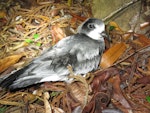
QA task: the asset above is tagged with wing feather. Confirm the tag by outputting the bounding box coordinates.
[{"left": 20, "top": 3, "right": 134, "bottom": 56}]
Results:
[{"left": 0, "top": 33, "right": 103, "bottom": 90}]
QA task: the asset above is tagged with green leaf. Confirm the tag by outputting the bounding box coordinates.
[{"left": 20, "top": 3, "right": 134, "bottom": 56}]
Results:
[
  {"left": 36, "top": 42, "right": 41, "bottom": 46},
  {"left": 50, "top": 91, "right": 60, "bottom": 98},
  {"left": 33, "top": 34, "right": 39, "bottom": 39},
  {"left": 109, "top": 26, "right": 115, "bottom": 31},
  {"left": 25, "top": 39, "right": 33, "bottom": 43},
  {"left": 0, "top": 106, "right": 7, "bottom": 113},
  {"left": 146, "top": 96, "right": 150, "bottom": 103}
]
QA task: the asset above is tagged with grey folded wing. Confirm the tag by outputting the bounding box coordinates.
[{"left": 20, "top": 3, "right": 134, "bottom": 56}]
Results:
[{"left": 0, "top": 34, "right": 102, "bottom": 90}]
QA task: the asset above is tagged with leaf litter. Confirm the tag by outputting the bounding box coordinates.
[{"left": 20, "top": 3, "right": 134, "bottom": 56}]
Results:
[{"left": 0, "top": 0, "right": 150, "bottom": 113}]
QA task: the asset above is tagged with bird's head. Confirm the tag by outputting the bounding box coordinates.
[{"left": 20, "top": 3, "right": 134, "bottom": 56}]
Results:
[{"left": 78, "top": 18, "right": 111, "bottom": 42}]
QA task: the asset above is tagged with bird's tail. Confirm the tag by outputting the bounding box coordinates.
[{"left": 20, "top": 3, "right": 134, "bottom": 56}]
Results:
[{"left": 0, "top": 64, "right": 31, "bottom": 90}]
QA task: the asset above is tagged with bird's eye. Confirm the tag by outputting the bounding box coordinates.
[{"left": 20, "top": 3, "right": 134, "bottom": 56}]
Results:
[{"left": 87, "top": 23, "right": 95, "bottom": 29}]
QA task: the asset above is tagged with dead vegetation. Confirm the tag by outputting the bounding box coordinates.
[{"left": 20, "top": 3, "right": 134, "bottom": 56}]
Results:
[{"left": 0, "top": 0, "right": 150, "bottom": 113}]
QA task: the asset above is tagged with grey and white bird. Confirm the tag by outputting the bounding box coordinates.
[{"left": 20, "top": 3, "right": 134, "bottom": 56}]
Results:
[{"left": 0, "top": 18, "right": 109, "bottom": 90}]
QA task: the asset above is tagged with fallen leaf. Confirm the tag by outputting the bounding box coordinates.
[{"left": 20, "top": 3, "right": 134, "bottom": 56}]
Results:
[
  {"left": 134, "top": 34, "right": 150, "bottom": 47},
  {"left": 92, "top": 67, "right": 119, "bottom": 93},
  {"left": 110, "top": 75, "right": 132, "bottom": 113},
  {"left": 82, "top": 91, "right": 110, "bottom": 113},
  {"left": 68, "top": 81, "right": 90, "bottom": 106},
  {"left": 83, "top": 68, "right": 119, "bottom": 113},
  {"left": 0, "top": 54, "right": 24, "bottom": 73},
  {"left": 51, "top": 24, "right": 66, "bottom": 45},
  {"left": 100, "top": 42, "right": 127, "bottom": 68},
  {"left": 137, "top": 76, "right": 150, "bottom": 84}
]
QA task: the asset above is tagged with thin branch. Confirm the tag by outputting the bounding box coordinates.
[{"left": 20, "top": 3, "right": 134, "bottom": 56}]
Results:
[{"left": 113, "top": 44, "right": 150, "bottom": 66}]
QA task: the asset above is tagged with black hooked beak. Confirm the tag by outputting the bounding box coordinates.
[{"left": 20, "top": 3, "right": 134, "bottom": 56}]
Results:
[{"left": 101, "top": 31, "right": 112, "bottom": 42}]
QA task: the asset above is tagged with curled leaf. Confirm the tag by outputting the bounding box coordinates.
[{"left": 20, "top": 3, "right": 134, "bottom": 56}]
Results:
[
  {"left": 82, "top": 92, "right": 111, "bottom": 113},
  {"left": 110, "top": 75, "right": 132, "bottom": 113},
  {"left": 92, "top": 67, "right": 119, "bottom": 93}
]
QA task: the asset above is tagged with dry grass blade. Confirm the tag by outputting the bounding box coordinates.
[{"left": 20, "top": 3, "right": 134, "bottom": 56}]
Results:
[{"left": 0, "top": 100, "right": 24, "bottom": 106}]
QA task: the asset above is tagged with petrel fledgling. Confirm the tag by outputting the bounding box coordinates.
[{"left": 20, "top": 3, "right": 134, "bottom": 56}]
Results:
[{"left": 0, "top": 18, "right": 109, "bottom": 90}]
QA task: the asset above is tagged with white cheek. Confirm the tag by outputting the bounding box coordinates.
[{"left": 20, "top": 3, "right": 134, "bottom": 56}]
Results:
[
  {"left": 87, "top": 29, "right": 104, "bottom": 41},
  {"left": 98, "top": 24, "right": 105, "bottom": 33},
  {"left": 86, "top": 24, "right": 105, "bottom": 41}
]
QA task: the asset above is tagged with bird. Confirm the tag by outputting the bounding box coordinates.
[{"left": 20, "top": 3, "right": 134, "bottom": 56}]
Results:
[{"left": 0, "top": 18, "right": 109, "bottom": 91}]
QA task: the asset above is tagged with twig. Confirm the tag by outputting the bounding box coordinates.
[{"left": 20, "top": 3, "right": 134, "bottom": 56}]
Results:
[{"left": 113, "top": 44, "right": 150, "bottom": 66}]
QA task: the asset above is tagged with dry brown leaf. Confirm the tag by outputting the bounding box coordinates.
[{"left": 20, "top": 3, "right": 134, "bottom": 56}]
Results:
[
  {"left": 110, "top": 75, "right": 132, "bottom": 113},
  {"left": 135, "top": 34, "right": 150, "bottom": 47},
  {"left": 83, "top": 68, "right": 119, "bottom": 113},
  {"left": 82, "top": 91, "right": 110, "bottom": 113},
  {"left": 137, "top": 76, "right": 150, "bottom": 84},
  {"left": 100, "top": 42, "right": 127, "bottom": 68},
  {"left": 69, "top": 74, "right": 89, "bottom": 107},
  {"left": 132, "top": 39, "right": 144, "bottom": 47},
  {"left": 51, "top": 24, "right": 66, "bottom": 45},
  {"left": 69, "top": 81, "right": 91, "bottom": 106},
  {"left": 0, "top": 54, "right": 24, "bottom": 73}
]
